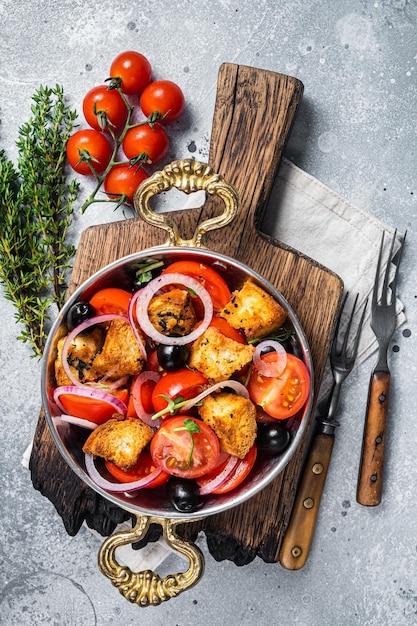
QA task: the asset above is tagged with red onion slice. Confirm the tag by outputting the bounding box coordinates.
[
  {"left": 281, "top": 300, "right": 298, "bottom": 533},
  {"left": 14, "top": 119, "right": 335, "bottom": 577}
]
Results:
[
  {"left": 85, "top": 453, "right": 163, "bottom": 493},
  {"left": 60, "top": 414, "right": 98, "bottom": 430},
  {"left": 253, "top": 340, "right": 287, "bottom": 378},
  {"left": 131, "top": 370, "right": 161, "bottom": 428},
  {"left": 179, "top": 379, "right": 250, "bottom": 414},
  {"left": 61, "top": 313, "right": 127, "bottom": 387},
  {"left": 135, "top": 273, "right": 213, "bottom": 345},
  {"left": 127, "top": 290, "right": 148, "bottom": 360},
  {"left": 53, "top": 385, "right": 127, "bottom": 417},
  {"left": 197, "top": 454, "right": 240, "bottom": 495}
]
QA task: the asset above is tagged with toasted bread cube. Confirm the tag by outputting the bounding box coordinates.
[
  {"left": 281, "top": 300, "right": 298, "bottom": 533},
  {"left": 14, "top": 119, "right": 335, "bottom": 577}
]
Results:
[
  {"left": 82, "top": 417, "right": 154, "bottom": 471},
  {"left": 55, "top": 328, "right": 104, "bottom": 386},
  {"left": 89, "top": 318, "right": 145, "bottom": 380},
  {"left": 148, "top": 287, "right": 197, "bottom": 337},
  {"left": 188, "top": 326, "right": 255, "bottom": 382},
  {"left": 198, "top": 392, "right": 257, "bottom": 459},
  {"left": 219, "top": 279, "right": 287, "bottom": 339}
]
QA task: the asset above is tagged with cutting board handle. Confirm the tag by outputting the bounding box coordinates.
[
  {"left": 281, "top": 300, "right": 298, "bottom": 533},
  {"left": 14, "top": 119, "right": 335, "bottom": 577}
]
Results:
[
  {"left": 198, "top": 62, "right": 304, "bottom": 253},
  {"left": 133, "top": 158, "right": 239, "bottom": 247}
]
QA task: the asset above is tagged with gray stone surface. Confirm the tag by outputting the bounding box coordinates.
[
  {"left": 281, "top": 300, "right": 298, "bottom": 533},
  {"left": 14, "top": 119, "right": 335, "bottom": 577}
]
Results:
[{"left": 0, "top": 1, "right": 416, "bottom": 624}]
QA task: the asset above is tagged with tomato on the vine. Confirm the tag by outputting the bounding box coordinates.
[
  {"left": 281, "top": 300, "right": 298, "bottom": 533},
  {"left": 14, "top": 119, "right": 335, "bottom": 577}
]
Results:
[
  {"left": 150, "top": 416, "right": 220, "bottom": 478},
  {"left": 151, "top": 369, "right": 208, "bottom": 413},
  {"left": 140, "top": 80, "right": 185, "bottom": 123},
  {"left": 83, "top": 84, "right": 128, "bottom": 132},
  {"left": 123, "top": 123, "right": 169, "bottom": 163},
  {"left": 248, "top": 352, "right": 310, "bottom": 420},
  {"left": 109, "top": 51, "right": 152, "bottom": 95},
  {"left": 162, "top": 261, "right": 231, "bottom": 311},
  {"left": 103, "top": 163, "right": 148, "bottom": 204},
  {"left": 66, "top": 129, "right": 112, "bottom": 176},
  {"left": 105, "top": 451, "right": 169, "bottom": 488},
  {"left": 89, "top": 287, "right": 132, "bottom": 316}
]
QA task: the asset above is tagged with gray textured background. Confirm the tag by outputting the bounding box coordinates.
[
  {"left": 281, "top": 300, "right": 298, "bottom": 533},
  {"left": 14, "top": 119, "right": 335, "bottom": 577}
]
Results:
[{"left": 0, "top": 1, "right": 416, "bottom": 624}]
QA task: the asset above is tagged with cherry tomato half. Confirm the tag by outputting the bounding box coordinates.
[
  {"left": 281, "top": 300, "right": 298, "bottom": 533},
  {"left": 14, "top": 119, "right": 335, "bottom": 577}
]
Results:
[
  {"left": 89, "top": 288, "right": 132, "bottom": 316},
  {"left": 103, "top": 163, "right": 148, "bottom": 205},
  {"left": 105, "top": 451, "right": 169, "bottom": 488},
  {"left": 122, "top": 123, "right": 169, "bottom": 164},
  {"left": 196, "top": 445, "right": 257, "bottom": 494},
  {"left": 140, "top": 80, "right": 185, "bottom": 123},
  {"left": 66, "top": 129, "right": 112, "bottom": 176},
  {"left": 248, "top": 352, "right": 310, "bottom": 420},
  {"left": 151, "top": 369, "right": 208, "bottom": 413},
  {"left": 109, "top": 51, "right": 152, "bottom": 95},
  {"left": 209, "top": 316, "right": 246, "bottom": 344},
  {"left": 83, "top": 84, "right": 128, "bottom": 132},
  {"left": 162, "top": 261, "right": 231, "bottom": 311},
  {"left": 58, "top": 388, "right": 128, "bottom": 425},
  {"left": 150, "top": 415, "right": 220, "bottom": 478}
]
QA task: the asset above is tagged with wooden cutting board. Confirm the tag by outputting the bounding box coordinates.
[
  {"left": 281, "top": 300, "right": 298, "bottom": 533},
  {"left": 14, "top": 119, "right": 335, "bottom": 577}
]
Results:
[{"left": 30, "top": 63, "right": 343, "bottom": 564}]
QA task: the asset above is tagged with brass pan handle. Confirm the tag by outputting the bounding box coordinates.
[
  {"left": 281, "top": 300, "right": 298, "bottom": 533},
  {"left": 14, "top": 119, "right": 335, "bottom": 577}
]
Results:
[
  {"left": 133, "top": 158, "right": 239, "bottom": 247},
  {"left": 98, "top": 514, "right": 204, "bottom": 606}
]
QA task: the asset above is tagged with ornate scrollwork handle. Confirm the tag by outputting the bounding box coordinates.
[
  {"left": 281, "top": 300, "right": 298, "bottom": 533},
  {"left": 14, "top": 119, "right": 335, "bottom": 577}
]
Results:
[
  {"left": 133, "top": 158, "right": 239, "bottom": 247},
  {"left": 98, "top": 514, "right": 205, "bottom": 606}
]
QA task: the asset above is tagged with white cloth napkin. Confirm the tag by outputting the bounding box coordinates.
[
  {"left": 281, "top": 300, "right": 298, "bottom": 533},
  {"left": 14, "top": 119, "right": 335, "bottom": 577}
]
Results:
[{"left": 262, "top": 158, "right": 405, "bottom": 384}]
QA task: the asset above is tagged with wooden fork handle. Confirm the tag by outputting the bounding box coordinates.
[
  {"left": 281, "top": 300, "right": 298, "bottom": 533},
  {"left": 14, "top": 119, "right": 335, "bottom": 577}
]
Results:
[
  {"left": 356, "top": 370, "right": 390, "bottom": 506},
  {"left": 279, "top": 432, "right": 334, "bottom": 570}
]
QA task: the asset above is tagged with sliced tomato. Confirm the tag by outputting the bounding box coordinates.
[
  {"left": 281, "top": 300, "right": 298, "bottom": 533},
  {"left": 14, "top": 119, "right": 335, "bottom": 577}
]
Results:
[
  {"left": 209, "top": 316, "right": 246, "bottom": 343},
  {"left": 58, "top": 388, "right": 128, "bottom": 425},
  {"left": 248, "top": 352, "right": 310, "bottom": 420},
  {"left": 127, "top": 376, "right": 155, "bottom": 417},
  {"left": 151, "top": 369, "right": 208, "bottom": 413},
  {"left": 150, "top": 415, "right": 220, "bottom": 478},
  {"left": 161, "top": 261, "right": 231, "bottom": 311},
  {"left": 104, "top": 451, "right": 169, "bottom": 488},
  {"left": 89, "top": 287, "right": 132, "bottom": 316},
  {"left": 209, "top": 445, "right": 257, "bottom": 494}
]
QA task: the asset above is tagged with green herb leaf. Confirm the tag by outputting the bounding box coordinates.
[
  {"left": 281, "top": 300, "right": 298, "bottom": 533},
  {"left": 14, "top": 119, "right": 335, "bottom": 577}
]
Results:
[{"left": 0, "top": 84, "right": 79, "bottom": 357}]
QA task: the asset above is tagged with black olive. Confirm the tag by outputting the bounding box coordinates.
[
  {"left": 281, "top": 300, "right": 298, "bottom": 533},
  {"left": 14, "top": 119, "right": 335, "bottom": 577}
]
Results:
[
  {"left": 157, "top": 344, "right": 190, "bottom": 372},
  {"left": 256, "top": 422, "right": 291, "bottom": 455},
  {"left": 167, "top": 477, "right": 201, "bottom": 513},
  {"left": 66, "top": 301, "right": 96, "bottom": 331}
]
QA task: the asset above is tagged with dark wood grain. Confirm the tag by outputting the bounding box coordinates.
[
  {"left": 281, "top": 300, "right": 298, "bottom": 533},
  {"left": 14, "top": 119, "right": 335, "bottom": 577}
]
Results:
[
  {"left": 30, "top": 62, "right": 343, "bottom": 564},
  {"left": 279, "top": 432, "right": 335, "bottom": 570},
  {"left": 356, "top": 370, "right": 390, "bottom": 507}
]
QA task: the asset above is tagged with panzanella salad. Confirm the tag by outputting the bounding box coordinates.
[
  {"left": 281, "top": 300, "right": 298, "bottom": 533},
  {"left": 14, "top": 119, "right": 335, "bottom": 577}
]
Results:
[{"left": 52, "top": 258, "right": 310, "bottom": 512}]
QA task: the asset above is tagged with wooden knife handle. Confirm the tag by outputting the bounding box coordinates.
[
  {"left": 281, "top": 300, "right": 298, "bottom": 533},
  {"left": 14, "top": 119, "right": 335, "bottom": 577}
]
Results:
[
  {"left": 279, "top": 432, "right": 334, "bottom": 570},
  {"left": 356, "top": 370, "right": 390, "bottom": 506}
]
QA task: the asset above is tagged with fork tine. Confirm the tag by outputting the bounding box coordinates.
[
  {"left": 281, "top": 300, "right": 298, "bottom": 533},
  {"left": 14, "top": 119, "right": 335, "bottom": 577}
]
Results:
[
  {"left": 340, "top": 292, "right": 359, "bottom": 357},
  {"left": 389, "top": 230, "right": 407, "bottom": 301},
  {"left": 351, "top": 296, "right": 368, "bottom": 359},
  {"left": 372, "top": 231, "right": 385, "bottom": 310}
]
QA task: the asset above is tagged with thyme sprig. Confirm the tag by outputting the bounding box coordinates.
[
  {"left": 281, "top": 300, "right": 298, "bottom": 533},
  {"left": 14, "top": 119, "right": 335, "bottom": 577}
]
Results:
[{"left": 0, "top": 84, "right": 79, "bottom": 357}]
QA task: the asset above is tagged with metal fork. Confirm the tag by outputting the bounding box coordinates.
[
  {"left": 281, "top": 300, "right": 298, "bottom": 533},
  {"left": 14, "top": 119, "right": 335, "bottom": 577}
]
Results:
[
  {"left": 357, "top": 229, "right": 407, "bottom": 506},
  {"left": 280, "top": 293, "right": 367, "bottom": 570}
]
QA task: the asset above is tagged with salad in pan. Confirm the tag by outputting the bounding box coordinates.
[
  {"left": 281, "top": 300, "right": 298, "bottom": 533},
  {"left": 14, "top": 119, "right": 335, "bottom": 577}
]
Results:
[{"left": 51, "top": 258, "right": 311, "bottom": 513}]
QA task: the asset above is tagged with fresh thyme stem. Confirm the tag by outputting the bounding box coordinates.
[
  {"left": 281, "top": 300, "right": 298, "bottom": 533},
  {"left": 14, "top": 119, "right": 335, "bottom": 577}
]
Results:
[{"left": 0, "top": 84, "right": 79, "bottom": 357}]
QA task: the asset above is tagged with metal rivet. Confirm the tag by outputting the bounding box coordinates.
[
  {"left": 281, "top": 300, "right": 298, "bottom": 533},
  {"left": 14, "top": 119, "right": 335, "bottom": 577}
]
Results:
[
  {"left": 375, "top": 436, "right": 382, "bottom": 444},
  {"left": 312, "top": 463, "right": 323, "bottom": 475},
  {"left": 378, "top": 393, "right": 386, "bottom": 403},
  {"left": 371, "top": 474, "right": 378, "bottom": 483},
  {"left": 303, "top": 497, "right": 314, "bottom": 509},
  {"left": 291, "top": 546, "right": 302, "bottom": 558}
]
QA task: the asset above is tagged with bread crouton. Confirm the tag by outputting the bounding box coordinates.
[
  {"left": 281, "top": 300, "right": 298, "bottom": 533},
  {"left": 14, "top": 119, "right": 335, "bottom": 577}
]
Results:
[
  {"left": 219, "top": 279, "right": 287, "bottom": 340},
  {"left": 89, "top": 318, "right": 145, "bottom": 380},
  {"left": 188, "top": 326, "right": 255, "bottom": 382},
  {"left": 82, "top": 418, "right": 154, "bottom": 471},
  {"left": 198, "top": 392, "right": 257, "bottom": 459},
  {"left": 55, "top": 328, "right": 104, "bottom": 386},
  {"left": 148, "top": 287, "right": 197, "bottom": 337}
]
